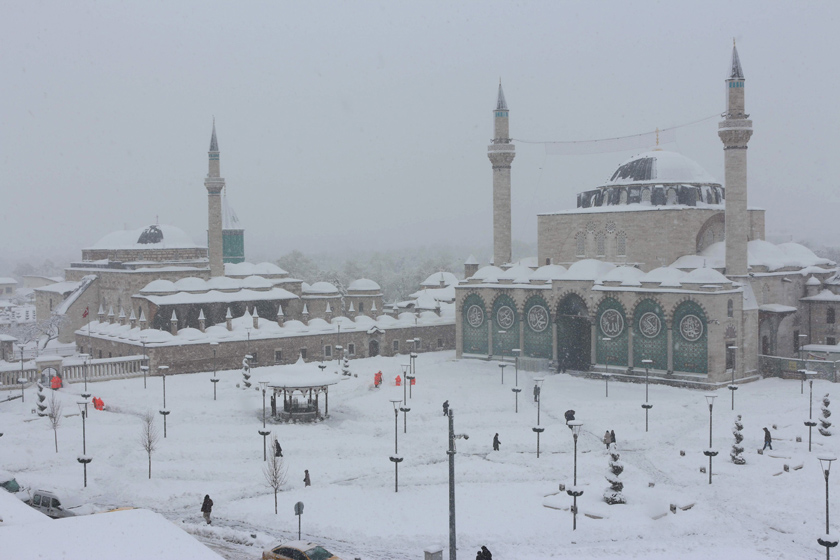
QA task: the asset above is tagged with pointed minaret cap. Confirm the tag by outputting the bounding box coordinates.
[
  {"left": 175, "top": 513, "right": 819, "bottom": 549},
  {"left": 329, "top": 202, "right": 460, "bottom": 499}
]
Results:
[
  {"left": 198, "top": 309, "right": 206, "bottom": 320},
  {"left": 496, "top": 80, "right": 508, "bottom": 111},
  {"left": 465, "top": 254, "right": 479, "bottom": 265},
  {"left": 371, "top": 301, "right": 377, "bottom": 312},
  {"left": 210, "top": 118, "right": 219, "bottom": 152},
  {"left": 730, "top": 41, "right": 744, "bottom": 79},
  {"left": 171, "top": 310, "right": 178, "bottom": 321},
  {"left": 325, "top": 302, "right": 332, "bottom": 313},
  {"left": 139, "top": 309, "right": 146, "bottom": 322},
  {"left": 98, "top": 303, "right": 105, "bottom": 315},
  {"left": 276, "top": 306, "right": 284, "bottom": 317},
  {"left": 302, "top": 303, "right": 309, "bottom": 315},
  {"left": 225, "top": 307, "right": 233, "bottom": 319},
  {"left": 108, "top": 306, "right": 115, "bottom": 317},
  {"left": 129, "top": 309, "right": 136, "bottom": 320},
  {"left": 348, "top": 301, "right": 355, "bottom": 313},
  {"left": 119, "top": 307, "right": 126, "bottom": 319}
]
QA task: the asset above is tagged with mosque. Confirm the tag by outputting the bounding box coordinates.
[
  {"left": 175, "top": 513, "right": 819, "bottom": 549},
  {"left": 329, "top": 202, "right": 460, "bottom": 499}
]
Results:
[{"left": 454, "top": 45, "right": 839, "bottom": 385}]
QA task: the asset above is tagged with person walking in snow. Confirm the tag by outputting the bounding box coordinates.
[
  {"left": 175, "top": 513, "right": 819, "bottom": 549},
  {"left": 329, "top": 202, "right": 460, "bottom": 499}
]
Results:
[
  {"left": 565, "top": 409, "right": 576, "bottom": 429},
  {"left": 443, "top": 400, "right": 449, "bottom": 417},
  {"left": 604, "top": 430, "right": 611, "bottom": 449},
  {"left": 270, "top": 393, "right": 277, "bottom": 417},
  {"left": 303, "top": 470, "right": 311, "bottom": 487},
  {"left": 610, "top": 429, "right": 616, "bottom": 446},
  {"left": 481, "top": 546, "right": 493, "bottom": 559},
  {"left": 274, "top": 439, "right": 283, "bottom": 458},
  {"left": 533, "top": 384, "right": 541, "bottom": 402},
  {"left": 201, "top": 494, "right": 213, "bottom": 525},
  {"left": 493, "top": 433, "right": 501, "bottom": 451},
  {"left": 763, "top": 427, "right": 773, "bottom": 450}
]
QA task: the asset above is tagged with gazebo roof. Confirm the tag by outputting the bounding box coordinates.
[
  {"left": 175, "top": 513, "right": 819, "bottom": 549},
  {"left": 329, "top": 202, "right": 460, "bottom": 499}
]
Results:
[{"left": 267, "top": 370, "right": 342, "bottom": 390}]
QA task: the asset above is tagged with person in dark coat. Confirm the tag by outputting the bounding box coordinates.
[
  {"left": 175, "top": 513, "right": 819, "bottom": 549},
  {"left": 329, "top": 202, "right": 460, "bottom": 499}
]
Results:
[
  {"left": 481, "top": 546, "right": 493, "bottom": 559},
  {"left": 604, "top": 430, "right": 611, "bottom": 449},
  {"left": 443, "top": 400, "right": 449, "bottom": 417},
  {"left": 492, "top": 433, "right": 501, "bottom": 451},
  {"left": 304, "top": 470, "right": 311, "bottom": 487},
  {"left": 270, "top": 393, "right": 277, "bottom": 417},
  {"left": 533, "top": 384, "right": 541, "bottom": 402},
  {"left": 201, "top": 494, "right": 213, "bottom": 525},
  {"left": 763, "top": 427, "right": 773, "bottom": 450},
  {"left": 610, "top": 430, "right": 616, "bottom": 445},
  {"left": 274, "top": 439, "right": 283, "bottom": 457}
]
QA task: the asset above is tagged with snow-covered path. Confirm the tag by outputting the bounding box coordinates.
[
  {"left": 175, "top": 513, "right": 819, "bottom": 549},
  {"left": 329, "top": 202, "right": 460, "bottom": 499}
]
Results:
[{"left": 1, "top": 351, "right": 837, "bottom": 559}]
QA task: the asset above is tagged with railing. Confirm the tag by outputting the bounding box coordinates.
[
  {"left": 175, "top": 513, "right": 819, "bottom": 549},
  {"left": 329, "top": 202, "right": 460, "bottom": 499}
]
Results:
[
  {"left": 758, "top": 354, "right": 838, "bottom": 382},
  {"left": 0, "top": 355, "right": 147, "bottom": 390},
  {"left": 0, "top": 362, "right": 38, "bottom": 389}
]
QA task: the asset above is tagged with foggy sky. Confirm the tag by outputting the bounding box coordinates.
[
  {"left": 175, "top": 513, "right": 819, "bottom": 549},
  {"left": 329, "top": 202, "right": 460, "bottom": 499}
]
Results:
[{"left": 3, "top": 1, "right": 839, "bottom": 268}]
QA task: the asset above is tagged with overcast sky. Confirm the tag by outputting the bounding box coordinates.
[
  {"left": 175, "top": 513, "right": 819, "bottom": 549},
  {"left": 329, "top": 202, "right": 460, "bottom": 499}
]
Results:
[{"left": 3, "top": 1, "right": 839, "bottom": 268}]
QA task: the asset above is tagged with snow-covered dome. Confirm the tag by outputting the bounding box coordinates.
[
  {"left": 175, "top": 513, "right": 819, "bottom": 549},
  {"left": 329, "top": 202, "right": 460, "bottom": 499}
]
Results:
[
  {"left": 641, "top": 267, "right": 687, "bottom": 286},
  {"left": 225, "top": 262, "right": 288, "bottom": 277},
  {"left": 303, "top": 282, "right": 339, "bottom": 295},
  {"left": 681, "top": 267, "right": 732, "bottom": 285},
  {"left": 140, "top": 279, "right": 177, "bottom": 294},
  {"left": 601, "top": 266, "right": 644, "bottom": 286},
  {"left": 347, "top": 278, "right": 381, "bottom": 292},
  {"left": 531, "top": 264, "right": 568, "bottom": 282},
  {"left": 564, "top": 259, "right": 616, "bottom": 281},
  {"left": 206, "top": 276, "right": 240, "bottom": 291},
  {"left": 605, "top": 150, "right": 718, "bottom": 186},
  {"left": 420, "top": 271, "right": 459, "bottom": 288},
  {"left": 470, "top": 265, "right": 505, "bottom": 281},
  {"left": 498, "top": 265, "right": 533, "bottom": 282},
  {"left": 89, "top": 224, "right": 200, "bottom": 250},
  {"left": 174, "top": 277, "right": 208, "bottom": 293},
  {"left": 241, "top": 275, "right": 273, "bottom": 290}
]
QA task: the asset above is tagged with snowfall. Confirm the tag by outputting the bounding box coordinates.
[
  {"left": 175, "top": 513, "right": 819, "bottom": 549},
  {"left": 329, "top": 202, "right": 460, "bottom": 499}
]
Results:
[{"left": 1, "top": 350, "right": 838, "bottom": 559}]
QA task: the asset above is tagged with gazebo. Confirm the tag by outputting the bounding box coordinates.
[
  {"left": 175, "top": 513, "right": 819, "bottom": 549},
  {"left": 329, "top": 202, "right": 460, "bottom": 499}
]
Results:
[{"left": 269, "top": 370, "right": 341, "bottom": 423}]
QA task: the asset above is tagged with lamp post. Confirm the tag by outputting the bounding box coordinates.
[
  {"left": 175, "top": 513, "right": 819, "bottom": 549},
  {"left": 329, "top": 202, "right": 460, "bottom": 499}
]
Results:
[
  {"left": 604, "top": 373, "right": 611, "bottom": 398},
  {"left": 703, "top": 395, "right": 718, "bottom": 484},
  {"left": 512, "top": 348, "right": 520, "bottom": 385},
  {"left": 76, "top": 400, "right": 92, "bottom": 487},
  {"left": 400, "top": 364, "right": 410, "bottom": 433},
  {"left": 259, "top": 381, "right": 271, "bottom": 461},
  {"left": 18, "top": 345, "right": 25, "bottom": 403},
  {"left": 318, "top": 364, "right": 327, "bottom": 374},
  {"left": 210, "top": 342, "right": 219, "bottom": 400},
  {"left": 641, "top": 359, "right": 653, "bottom": 432},
  {"left": 799, "top": 332, "right": 809, "bottom": 362},
  {"left": 140, "top": 335, "right": 148, "bottom": 389},
  {"left": 817, "top": 456, "right": 838, "bottom": 559},
  {"left": 728, "top": 346, "right": 739, "bottom": 410},
  {"left": 804, "top": 370, "right": 819, "bottom": 452},
  {"left": 158, "top": 365, "right": 170, "bottom": 438},
  {"left": 602, "top": 337, "right": 612, "bottom": 375},
  {"left": 389, "top": 399, "right": 403, "bottom": 492},
  {"left": 408, "top": 352, "right": 417, "bottom": 398},
  {"left": 497, "top": 330, "right": 506, "bottom": 369},
  {"left": 79, "top": 354, "right": 91, "bottom": 417},
  {"left": 447, "top": 408, "right": 468, "bottom": 560},
  {"left": 498, "top": 362, "right": 507, "bottom": 385},
  {"left": 532, "top": 377, "right": 545, "bottom": 458},
  {"left": 566, "top": 421, "right": 584, "bottom": 530}
]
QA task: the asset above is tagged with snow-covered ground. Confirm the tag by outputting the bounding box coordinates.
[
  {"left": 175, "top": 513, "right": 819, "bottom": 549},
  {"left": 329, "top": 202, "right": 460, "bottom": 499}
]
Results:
[{"left": 1, "top": 351, "right": 837, "bottom": 559}]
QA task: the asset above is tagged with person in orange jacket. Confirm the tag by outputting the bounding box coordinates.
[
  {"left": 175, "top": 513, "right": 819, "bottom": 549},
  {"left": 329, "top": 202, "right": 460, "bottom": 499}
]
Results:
[
  {"left": 50, "top": 375, "right": 63, "bottom": 390},
  {"left": 93, "top": 397, "right": 104, "bottom": 411}
]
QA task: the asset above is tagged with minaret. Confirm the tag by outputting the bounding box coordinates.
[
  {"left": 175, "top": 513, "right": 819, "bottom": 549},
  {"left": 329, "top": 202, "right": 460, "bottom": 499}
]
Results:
[
  {"left": 488, "top": 81, "right": 515, "bottom": 268},
  {"left": 205, "top": 119, "right": 225, "bottom": 277},
  {"left": 718, "top": 43, "right": 753, "bottom": 277}
]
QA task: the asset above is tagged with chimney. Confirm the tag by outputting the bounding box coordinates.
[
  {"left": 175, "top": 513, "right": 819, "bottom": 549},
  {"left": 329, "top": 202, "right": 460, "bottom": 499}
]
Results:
[
  {"left": 170, "top": 310, "right": 178, "bottom": 335},
  {"left": 464, "top": 255, "right": 479, "bottom": 279},
  {"left": 325, "top": 302, "right": 333, "bottom": 323},
  {"left": 139, "top": 308, "right": 147, "bottom": 330},
  {"left": 225, "top": 307, "right": 233, "bottom": 331},
  {"left": 276, "top": 305, "right": 284, "bottom": 327},
  {"left": 118, "top": 307, "right": 126, "bottom": 326},
  {"left": 253, "top": 307, "right": 260, "bottom": 329},
  {"left": 302, "top": 303, "right": 310, "bottom": 325},
  {"left": 347, "top": 301, "right": 356, "bottom": 319},
  {"left": 129, "top": 309, "right": 137, "bottom": 329},
  {"left": 198, "top": 308, "right": 206, "bottom": 333},
  {"left": 107, "top": 306, "right": 115, "bottom": 324}
]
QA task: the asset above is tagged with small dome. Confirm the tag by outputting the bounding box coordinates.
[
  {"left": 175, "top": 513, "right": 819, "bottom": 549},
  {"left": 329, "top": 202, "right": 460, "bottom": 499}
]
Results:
[
  {"left": 601, "top": 266, "right": 644, "bottom": 286},
  {"left": 807, "top": 276, "right": 822, "bottom": 286},
  {"left": 470, "top": 265, "right": 505, "bottom": 281},
  {"left": 140, "top": 279, "right": 177, "bottom": 294},
  {"left": 531, "top": 264, "right": 568, "bottom": 281},
  {"left": 642, "top": 267, "right": 687, "bottom": 285},
  {"left": 681, "top": 267, "right": 732, "bottom": 285},
  {"left": 420, "top": 271, "right": 459, "bottom": 288},
  {"left": 303, "top": 282, "right": 339, "bottom": 295},
  {"left": 348, "top": 278, "right": 381, "bottom": 292},
  {"left": 206, "top": 276, "right": 240, "bottom": 290},
  {"left": 90, "top": 224, "right": 200, "bottom": 250},
  {"left": 605, "top": 150, "right": 718, "bottom": 186},
  {"left": 242, "top": 275, "right": 273, "bottom": 290},
  {"left": 498, "top": 265, "right": 534, "bottom": 281},
  {"left": 174, "top": 277, "right": 208, "bottom": 292},
  {"left": 564, "top": 259, "right": 616, "bottom": 281}
]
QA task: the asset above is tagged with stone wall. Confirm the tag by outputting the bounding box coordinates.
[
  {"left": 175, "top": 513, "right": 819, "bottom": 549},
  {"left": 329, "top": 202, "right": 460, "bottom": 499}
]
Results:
[{"left": 81, "top": 247, "right": 207, "bottom": 262}]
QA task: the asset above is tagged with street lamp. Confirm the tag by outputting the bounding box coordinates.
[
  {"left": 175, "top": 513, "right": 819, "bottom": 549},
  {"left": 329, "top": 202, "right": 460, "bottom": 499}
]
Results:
[
  {"left": 140, "top": 335, "right": 148, "bottom": 389},
  {"left": 602, "top": 337, "right": 612, "bottom": 375},
  {"left": 799, "top": 333, "right": 809, "bottom": 362},
  {"left": 18, "top": 344, "right": 26, "bottom": 403},
  {"left": 408, "top": 352, "right": 417, "bottom": 398},
  {"left": 76, "top": 400, "right": 92, "bottom": 487},
  {"left": 512, "top": 348, "right": 520, "bottom": 385},
  {"left": 400, "top": 364, "right": 410, "bottom": 433},
  {"left": 158, "top": 365, "right": 170, "bottom": 438},
  {"left": 728, "top": 346, "right": 739, "bottom": 410},
  {"left": 566, "top": 421, "right": 584, "bottom": 530},
  {"left": 804, "top": 370, "right": 819, "bottom": 452},
  {"left": 817, "top": 456, "right": 838, "bottom": 559},
  {"left": 447, "top": 408, "right": 469, "bottom": 560},
  {"left": 641, "top": 359, "right": 653, "bottom": 432},
  {"left": 703, "top": 395, "right": 718, "bottom": 485},
  {"left": 497, "top": 330, "right": 506, "bottom": 364},
  {"left": 498, "top": 362, "right": 507, "bottom": 385},
  {"left": 389, "top": 399, "right": 403, "bottom": 492},
  {"left": 318, "top": 364, "right": 327, "bottom": 374},
  {"left": 210, "top": 342, "right": 219, "bottom": 400},
  {"left": 532, "top": 377, "right": 545, "bottom": 458},
  {"left": 259, "top": 381, "right": 271, "bottom": 461},
  {"left": 604, "top": 373, "right": 611, "bottom": 398}
]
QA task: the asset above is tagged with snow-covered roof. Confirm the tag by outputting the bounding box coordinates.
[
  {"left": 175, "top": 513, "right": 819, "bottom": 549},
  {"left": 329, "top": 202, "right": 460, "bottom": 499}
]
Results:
[
  {"left": 530, "top": 264, "right": 567, "bottom": 282},
  {"left": 302, "top": 281, "right": 339, "bottom": 295},
  {"left": 671, "top": 240, "right": 834, "bottom": 272},
  {"left": 807, "top": 276, "right": 822, "bottom": 287},
  {"left": 222, "top": 193, "right": 241, "bottom": 230},
  {"left": 604, "top": 150, "right": 719, "bottom": 186},
  {"left": 242, "top": 275, "right": 273, "bottom": 290},
  {"left": 601, "top": 266, "right": 645, "bottom": 286},
  {"left": 470, "top": 265, "right": 505, "bottom": 282},
  {"left": 564, "top": 259, "right": 616, "bottom": 281},
  {"left": 680, "top": 268, "right": 732, "bottom": 285},
  {"left": 0, "top": 277, "right": 18, "bottom": 285},
  {"left": 420, "top": 272, "right": 459, "bottom": 288},
  {"left": 139, "top": 287, "right": 298, "bottom": 307},
  {"left": 759, "top": 304, "right": 798, "bottom": 313},
  {"left": 464, "top": 254, "right": 479, "bottom": 265},
  {"left": 33, "top": 280, "right": 82, "bottom": 295},
  {"left": 54, "top": 275, "right": 96, "bottom": 316},
  {"left": 140, "top": 279, "right": 177, "bottom": 294},
  {"left": 498, "top": 265, "right": 534, "bottom": 282},
  {"left": 173, "top": 277, "right": 207, "bottom": 292},
  {"left": 801, "top": 289, "right": 840, "bottom": 302},
  {"left": 87, "top": 224, "right": 202, "bottom": 250},
  {"left": 225, "top": 262, "right": 288, "bottom": 277},
  {"left": 347, "top": 278, "right": 381, "bottom": 292}
]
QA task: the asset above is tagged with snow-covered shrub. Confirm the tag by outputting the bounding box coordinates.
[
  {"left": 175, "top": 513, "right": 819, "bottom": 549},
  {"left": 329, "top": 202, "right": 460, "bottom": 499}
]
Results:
[
  {"left": 36, "top": 382, "right": 47, "bottom": 416},
  {"left": 603, "top": 443, "right": 626, "bottom": 505},
  {"left": 241, "top": 355, "right": 252, "bottom": 389},
  {"left": 731, "top": 415, "right": 745, "bottom": 465},
  {"left": 819, "top": 394, "right": 832, "bottom": 437}
]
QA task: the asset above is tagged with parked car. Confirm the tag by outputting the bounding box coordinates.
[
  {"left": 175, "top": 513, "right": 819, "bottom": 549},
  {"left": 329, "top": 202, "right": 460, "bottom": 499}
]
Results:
[
  {"left": 262, "top": 540, "right": 342, "bottom": 560},
  {"left": 0, "top": 470, "right": 29, "bottom": 500},
  {"left": 26, "top": 490, "right": 96, "bottom": 519}
]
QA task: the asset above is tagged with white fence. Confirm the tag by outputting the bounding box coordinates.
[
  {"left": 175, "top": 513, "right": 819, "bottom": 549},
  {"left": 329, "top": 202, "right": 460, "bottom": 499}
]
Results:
[{"left": 0, "top": 355, "right": 147, "bottom": 390}]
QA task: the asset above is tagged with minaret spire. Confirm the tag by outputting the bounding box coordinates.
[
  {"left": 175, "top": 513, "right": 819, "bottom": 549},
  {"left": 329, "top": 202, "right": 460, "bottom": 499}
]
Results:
[
  {"left": 719, "top": 43, "right": 753, "bottom": 277},
  {"left": 204, "top": 119, "right": 225, "bottom": 277},
  {"left": 488, "top": 80, "right": 515, "bottom": 267}
]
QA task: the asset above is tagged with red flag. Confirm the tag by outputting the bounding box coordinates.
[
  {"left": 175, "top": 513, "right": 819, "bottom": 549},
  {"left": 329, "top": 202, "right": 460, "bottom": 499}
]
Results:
[{"left": 82, "top": 307, "right": 89, "bottom": 318}]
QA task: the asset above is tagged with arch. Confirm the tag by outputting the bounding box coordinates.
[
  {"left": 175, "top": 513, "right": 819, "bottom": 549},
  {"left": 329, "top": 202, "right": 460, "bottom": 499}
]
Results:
[
  {"left": 666, "top": 188, "right": 678, "bottom": 205},
  {"left": 672, "top": 300, "right": 708, "bottom": 374},
  {"left": 575, "top": 232, "right": 585, "bottom": 257},
  {"left": 596, "top": 232, "right": 606, "bottom": 257},
  {"left": 828, "top": 307, "right": 836, "bottom": 324},
  {"left": 616, "top": 231, "right": 627, "bottom": 257},
  {"left": 619, "top": 189, "right": 628, "bottom": 204},
  {"left": 633, "top": 299, "right": 667, "bottom": 369},
  {"left": 492, "top": 294, "right": 518, "bottom": 357},
  {"left": 727, "top": 299, "right": 734, "bottom": 318},
  {"left": 368, "top": 339, "right": 379, "bottom": 357},
  {"left": 462, "top": 293, "right": 488, "bottom": 354},
  {"left": 641, "top": 188, "right": 651, "bottom": 204},
  {"left": 523, "top": 295, "right": 551, "bottom": 359},
  {"left": 695, "top": 212, "right": 725, "bottom": 254},
  {"left": 556, "top": 293, "right": 591, "bottom": 371},
  {"left": 596, "top": 297, "right": 629, "bottom": 368}
]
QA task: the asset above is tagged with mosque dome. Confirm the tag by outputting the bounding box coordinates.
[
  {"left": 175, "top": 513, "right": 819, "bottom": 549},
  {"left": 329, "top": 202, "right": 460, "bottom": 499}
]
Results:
[
  {"left": 604, "top": 150, "right": 719, "bottom": 186},
  {"left": 89, "top": 224, "right": 201, "bottom": 250},
  {"left": 348, "top": 278, "right": 381, "bottom": 292}
]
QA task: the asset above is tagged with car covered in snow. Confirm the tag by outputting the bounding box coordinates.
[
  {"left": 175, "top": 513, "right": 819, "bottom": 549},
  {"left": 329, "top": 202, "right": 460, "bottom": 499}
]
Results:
[
  {"left": 26, "top": 489, "right": 97, "bottom": 519},
  {"left": 262, "top": 540, "right": 342, "bottom": 560},
  {"left": 0, "top": 470, "right": 29, "bottom": 500}
]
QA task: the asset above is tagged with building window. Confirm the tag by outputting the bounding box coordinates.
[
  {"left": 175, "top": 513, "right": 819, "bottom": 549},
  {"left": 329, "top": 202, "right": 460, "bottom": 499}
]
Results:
[
  {"left": 793, "top": 330, "right": 800, "bottom": 354},
  {"left": 438, "top": 338, "right": 444, "bottom": 348},
  {"left": 575, "top": 232, "right": 585, "bottom": 256},
  {"left": 49, "top": 299, "right": 53, "bottom": 311},
  {"left": 348, "top": 343, "right": 355, "bottom": 356},
  {"left": 828, "top": 308, "right": 836, "bottom": 324},
  {"left": 727, "top": 299, "right": 734, "bottom": 318},
  {"left": 596, "top": 232, "right": 605, "bottom": 257},
  {"left": 358, "top": 302, "right": 364, "bottom": 313},
  {"left": 251, "top": 352, "right": 258, "bottom": 364},
  {"left": 300, "top": 348, "right": 307, "bottom": 360},
  {"left": 414, "top": 339, "right": 421, "bottom": 350},
  {"left": 393, "top": 340, "right": 400, "bottom": 353},
  {"left": 324, "top": 345, "right": 332, "bottom": 358},
  {"left": 616, "top": 232, "right": 626, "bottom": 256},
  {"left": 828, "top": 337, "right": 837, "bottom": 346},
  {"left": 274, "top": 350, "right": 282, "bottom": 363}
]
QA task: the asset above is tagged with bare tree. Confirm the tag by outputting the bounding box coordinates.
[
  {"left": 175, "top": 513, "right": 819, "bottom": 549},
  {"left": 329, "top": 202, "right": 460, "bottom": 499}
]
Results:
[
  {"left": 139, "top": 411, "right": 160, "bottom": 479},
  {"left": 47, "top": 391, "right": 62, "bottom": 453},
  {"left": 263, "top": 436, "right": 288, "bottom": 514}
]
